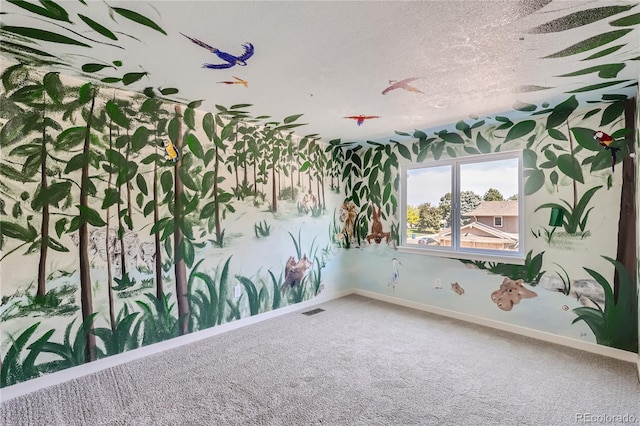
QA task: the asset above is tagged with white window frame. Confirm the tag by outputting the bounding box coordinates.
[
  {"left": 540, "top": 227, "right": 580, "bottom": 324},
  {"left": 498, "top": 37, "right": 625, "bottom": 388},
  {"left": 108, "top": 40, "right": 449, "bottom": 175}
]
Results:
[
  {"left": 398, "top": 150, "right": 525, "bottom": 264},
  {"left": 494, "top": 216, "right": 503, "bottom": 227}
]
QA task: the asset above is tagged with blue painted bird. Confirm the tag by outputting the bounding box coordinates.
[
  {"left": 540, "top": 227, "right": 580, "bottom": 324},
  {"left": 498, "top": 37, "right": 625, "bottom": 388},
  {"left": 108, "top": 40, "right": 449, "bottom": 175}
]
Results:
[{"left": 180, "top": 33, "right": 254, "bottom": 69}]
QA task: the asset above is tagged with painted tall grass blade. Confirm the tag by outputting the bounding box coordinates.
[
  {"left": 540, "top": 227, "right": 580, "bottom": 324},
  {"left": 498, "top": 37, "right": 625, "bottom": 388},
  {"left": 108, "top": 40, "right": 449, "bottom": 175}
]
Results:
[
  {"left": 0, "top": 322, "right": 53, "bottom": 387},
  {"left": 236, "top": 275, "right": 260, "bottom": 316},
  {"left": 268, "top": 270, "right": 282, "bottom": 310},
  {"left": 39, "top": 313, "right": 100, "bottom": 370}
]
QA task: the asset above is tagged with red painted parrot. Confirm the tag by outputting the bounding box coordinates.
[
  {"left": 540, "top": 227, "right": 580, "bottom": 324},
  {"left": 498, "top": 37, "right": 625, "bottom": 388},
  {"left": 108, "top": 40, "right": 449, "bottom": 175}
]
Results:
[
  {"left": 593, "top": 130, "right": 619, "bottom": 172},
  {"left": 343, "top": 115, "right": 381, "bottom": 126}
]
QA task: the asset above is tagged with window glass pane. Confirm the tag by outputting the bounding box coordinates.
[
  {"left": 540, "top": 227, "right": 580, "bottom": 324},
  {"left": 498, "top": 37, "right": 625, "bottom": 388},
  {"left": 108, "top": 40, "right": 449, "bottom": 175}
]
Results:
[
  {"left": 459, "top": 158, "right": 519, "bottom": 252},
  {"left": 405, "top": 165, "right": 451, "bottom": 246}
]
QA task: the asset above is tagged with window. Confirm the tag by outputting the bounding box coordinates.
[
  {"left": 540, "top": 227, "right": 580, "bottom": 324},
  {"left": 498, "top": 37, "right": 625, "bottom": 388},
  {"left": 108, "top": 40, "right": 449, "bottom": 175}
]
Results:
[{"left": 400, "top": 151, "right": 524, "bottom": 263}]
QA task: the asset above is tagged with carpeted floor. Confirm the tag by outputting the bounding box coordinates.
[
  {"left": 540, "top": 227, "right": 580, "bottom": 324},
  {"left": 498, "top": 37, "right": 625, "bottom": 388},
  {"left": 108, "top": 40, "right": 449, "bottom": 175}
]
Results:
[{"left": 2, "top": 294, "right": 639, "bottom": 425}]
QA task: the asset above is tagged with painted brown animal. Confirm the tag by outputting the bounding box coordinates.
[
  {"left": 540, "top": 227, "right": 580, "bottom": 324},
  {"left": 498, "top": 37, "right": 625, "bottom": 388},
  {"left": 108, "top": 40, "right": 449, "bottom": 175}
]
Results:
[
  {"left": 366, "top": 205, "right": 390, "bottom": 244},
  {"left": 491, "top": 277, "right": 537, "bottom": 311},
  {"left": 338, "top": 201, "right": 357, "bottom": 241},
  {"left": 282, "top": 254, "right": 313, "bottom": 291},
  {"left": 450, "top": 282, "right": 465, "bottom": 295}
]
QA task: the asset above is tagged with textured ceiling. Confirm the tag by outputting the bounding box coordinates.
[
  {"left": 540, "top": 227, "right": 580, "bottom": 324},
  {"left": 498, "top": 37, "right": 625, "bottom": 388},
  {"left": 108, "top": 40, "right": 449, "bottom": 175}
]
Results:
[{"left": 1, "top": 0, "right": 639, "bottom": 144}]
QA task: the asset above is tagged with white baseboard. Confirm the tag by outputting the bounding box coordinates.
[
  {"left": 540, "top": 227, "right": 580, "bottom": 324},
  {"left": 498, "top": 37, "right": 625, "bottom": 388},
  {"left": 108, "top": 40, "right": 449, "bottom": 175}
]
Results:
[
  {"left": 0, "top": 289, "right": 353, "bottom": 402},
  {"left": 353, "top": 289, "right": 638, "bottom": 364}
]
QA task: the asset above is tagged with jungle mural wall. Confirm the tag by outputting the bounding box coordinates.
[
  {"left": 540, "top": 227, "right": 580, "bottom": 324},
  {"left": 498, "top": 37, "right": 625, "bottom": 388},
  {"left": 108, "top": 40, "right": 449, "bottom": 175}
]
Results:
[
  {"left": 334, "top": 94, "right": 638, "bottom": 354},
  {"left": 0, "top": 65, "right": 345, "bottom": 388}
]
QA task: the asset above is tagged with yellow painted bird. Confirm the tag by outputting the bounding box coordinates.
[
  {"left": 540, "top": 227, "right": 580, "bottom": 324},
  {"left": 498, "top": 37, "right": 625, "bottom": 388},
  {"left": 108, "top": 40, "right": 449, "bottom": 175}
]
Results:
[
  {"left": 382, "top": 77, "right": 425, "bottom": 95},
  {"left": 217, "top": 76, "right": 248, "bottom": 87},
  {"left": 163, "top": 140, "right": 180, "bottom": 162}
]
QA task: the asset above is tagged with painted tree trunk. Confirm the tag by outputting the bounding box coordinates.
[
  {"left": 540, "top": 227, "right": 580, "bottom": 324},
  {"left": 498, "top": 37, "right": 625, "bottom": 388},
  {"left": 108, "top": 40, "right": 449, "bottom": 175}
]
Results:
[
  {"left": 106, "top": 124, "right": 115, "bottom": 331},
  {"left": 80, "top": 94, "right": 97, "bottom": 362},
  {"left": 271, "top": 166, "right": 277, "bottom": 212},
  {"left": 173, "top": 104, "right": 189, "bottom": 335},
  {"left": 153, "top": 142, "right": 163, "bottom": 300},
  {"left": 614, "top": 99, "right": 637, "bottom": 302},
  {"left": 37, "top": 101, "right": 49, "bottom": 299}
]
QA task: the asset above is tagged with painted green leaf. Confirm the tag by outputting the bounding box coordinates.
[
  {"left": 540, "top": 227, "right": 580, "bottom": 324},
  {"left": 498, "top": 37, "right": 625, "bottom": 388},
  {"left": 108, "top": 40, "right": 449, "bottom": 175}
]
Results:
[
  {"left": 0, "top": 220, "right": 37, "bottom": 241},
  {"left": 548, "top": 129, "right": 567, "bottom": 141},
  {"left": 10, "top": 84, "right": 44, "bottom": 104},
  {"left": 299, "top": 161, "right": 311, "bottom": 172},
  {"left": 523, "top": 149, "right": 538, "bottom": 169},
  {"left": 101, "top": 187, "right": 121, "bottom": 209},
  {"left": 583, "top": 109, "right": 601, "bottom": 120},
  {"left": 283, "top": 113, "right": 304, "bottom": 124},
  {"left": 455, "top": 121, "right": 471, "bottom": 138},
  {"left": 101, "top": 77, "right": 121, "bottom": 83},
  {"left": 582, "top": 45, "right": 624, "bottom": 61},
  {"left": 56, "top": 127, "right": 86, "bottom": 150},
  {"left": 396, "top": 144, "right": 411, "bottom": 161},
  {"left": 416, "top": 147, "right": 429, "bottom": 163},
  {"left": 557, "top": 63, "right": 625, "bottom": 79},
  {"left": 78, "top": 82, "right": 93, "bottom": 104},
  {"left": 122, "top": 72, "right": 147, "bottom": 86},
  {"left": 43, "top": 72, "right": 64, "bottom": 103},
  {"left": 514, "top": 85, "right": 552, "bottom": 93},
  {"left": 439, "top": 132, "right": 464, "bottom": 144},
  {"left": 609, "top": 13, "right": 640, "bottom": 26},
  {"left": 184, "top": 107, "right": 195, "bottom": 130},
  {"left": 78, "top": 205, "right": 106, "bottom": 227},
  {"left": 78, "top": 14, "right": 117, "bottom": 40},
  {"left": 525, "top": 169, "right": 544, "bottom": 195},
  {"left": 131, "top": 126, "right": 149, "bottom": 151},
  {"left": 1, "top": 116, "right": 25, "bottom": 147},
  {"left": 0, "top": 163, "right": 35, "bottom": 182},
  {"left": 513, "top": 101, "right": 537, "bottom": 112},
  {"left": 413, "top": 130, "right": 427, "bottom": 139},
  {"left": 111, "top": 7, "right": 167, "bottom": 35},
  {"left": 134, "top": 174, "right": 148, "bottom": 196},
  {"left": 178, "top": 168, "right": 198, "bottom": 191},
  {"left": 82, "top": 63, "right": 112, "bottom": 73},
  {"left": 203, "top": 113, "right": 215, "bottom": 140},
  {"left": 7, "top": 0, "right": 70, "bottom": 22},
  {"left": 395, "top": 130, "right": 410, "bottom": 137},
  {"left": 186, "top": 133, "right": 204, "bottom": 159},
  {"left": 230, "top": 103, "right": 251, "bottom": 109},
  {"left": 160, "top": 170, "right": 172, "bottom": 194},
  {"left": 600, "top": 101, "right": 626, "bottom": 126},
  {"left": 567, "top": 80, "right": 629, "bottom": 93},
  {"left": 188, "top": 99, "right": 203, "bottom": 109},
  {"left": 106, "top": 100, "right": 130, "bottom": 129},
  {"left": 505, "top": 120, "right": 536, "bottom": 143},
  {"left": 546, "top": 95, "right": 578, "bottom": 129},
  {"left": 550, "top": 170, "right": 559, "bottom": 187},
  {"left": 158, "top": 87, "right": 178, "bottom": 96},
  {"left": 529, "top": 6, "right": 635, "bottom": 33},
  {"left": 544, "top": 29, "right": 632, "bottom": 58},
  {"left": 1, "top": 26, "right": 90, "bottom": 47},
  {"left": 557, "top": 154, "right": 584, "bottom": 183},
  {"left": 476, "top": 133, "right": 491, "bottom": 154},
  {"left": 590, "top": 149, "right": 619, "bottom": 172}
]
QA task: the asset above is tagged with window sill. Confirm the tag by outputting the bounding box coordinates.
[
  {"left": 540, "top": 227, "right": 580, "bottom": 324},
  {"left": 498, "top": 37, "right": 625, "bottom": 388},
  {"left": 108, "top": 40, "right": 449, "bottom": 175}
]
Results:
[{"left": 397, "top": 245, "right": 525, "bottom": 265}]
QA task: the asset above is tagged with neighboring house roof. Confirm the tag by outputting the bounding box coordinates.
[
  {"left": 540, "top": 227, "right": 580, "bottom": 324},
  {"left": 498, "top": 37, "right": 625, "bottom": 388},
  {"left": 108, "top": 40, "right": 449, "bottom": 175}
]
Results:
[
  {"left": 464, "top": 201, "right": 518, "bottom": 217},
  {"left": 436, "top": 221, "right": 518, "bottom": 242}
]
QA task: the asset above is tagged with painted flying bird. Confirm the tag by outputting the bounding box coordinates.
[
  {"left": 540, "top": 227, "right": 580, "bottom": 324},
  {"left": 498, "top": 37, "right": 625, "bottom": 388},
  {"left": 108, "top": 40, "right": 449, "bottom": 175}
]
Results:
[
  {"left": 593, "top": 130, "right": 619, "bottom": 172},
  {"left": 217, "top": 76, "right": 248, "bottom": 87},
  {"left": 382, "top": 77, "right": 424, "bottom": 95},
  {"left": 180, "top": 33, "right": 254, "bottom": 69},
  {"left": 343, "top": 115, "right": 381, "bottom": 126}
]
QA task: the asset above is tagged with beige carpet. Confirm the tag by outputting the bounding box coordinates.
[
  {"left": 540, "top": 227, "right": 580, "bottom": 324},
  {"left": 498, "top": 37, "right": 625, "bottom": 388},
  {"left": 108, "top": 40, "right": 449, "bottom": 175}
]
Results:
[{"left": 2, "top": 294, "right": 639, "bottom": 425}]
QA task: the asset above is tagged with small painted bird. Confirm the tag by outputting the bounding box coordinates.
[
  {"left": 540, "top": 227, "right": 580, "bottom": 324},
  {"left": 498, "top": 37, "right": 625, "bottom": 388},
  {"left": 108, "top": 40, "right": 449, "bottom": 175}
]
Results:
[
  {"left": 593, "top": 130, "right": 619, "bottom": 172},
  {"left": 180, "top": 33, "right": 254, "bottom": 69},
  {"left": 163, "top": 140, "right": 180, "bottom": 162},
  {"left": 382, "top": 77, "right": 424, "bottom": 95},
  {"left": 217, "top": 76, "right": 248, "bottom": 87},
  {"left": 387, "top": 257, "right": 403, "bottom": 294},
  {"left": 343, "top": 115, "right": 381, "bottom": 126}
]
